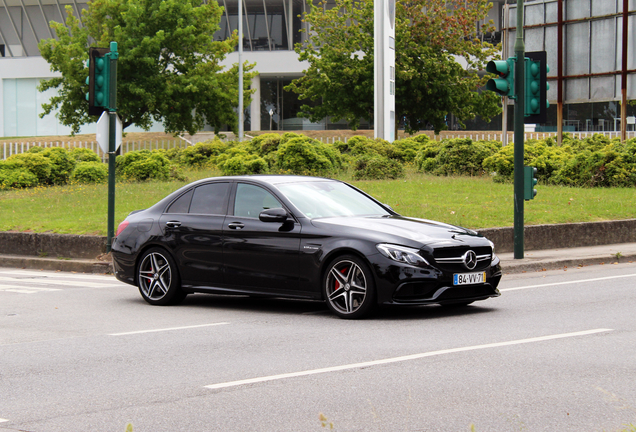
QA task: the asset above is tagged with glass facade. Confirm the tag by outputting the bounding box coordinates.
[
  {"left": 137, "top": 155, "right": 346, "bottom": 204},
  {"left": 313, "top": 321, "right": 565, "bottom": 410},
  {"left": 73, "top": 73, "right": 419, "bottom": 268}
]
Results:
[{"left": 213, "top": 0, "right": 304, "bottom": 51}]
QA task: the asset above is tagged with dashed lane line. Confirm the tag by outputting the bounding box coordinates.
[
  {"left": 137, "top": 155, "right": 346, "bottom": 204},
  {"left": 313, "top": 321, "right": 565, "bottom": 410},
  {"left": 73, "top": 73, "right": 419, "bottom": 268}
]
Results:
[
  {"left": 109, "top": 322, "right": 230, "bottom": 336},
  {"left": 204, "top": 328, "right": 613, "bottom": 390}
]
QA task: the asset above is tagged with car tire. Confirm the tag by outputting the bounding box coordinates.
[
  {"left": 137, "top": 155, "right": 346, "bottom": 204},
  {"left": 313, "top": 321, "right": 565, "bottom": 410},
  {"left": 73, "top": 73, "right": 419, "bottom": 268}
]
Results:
[
  {"left": 137, "top": 248, "right": 187, "bottom": 306},
  {"left": 323, "top": 254, "right": 376, "bottom": 319}
]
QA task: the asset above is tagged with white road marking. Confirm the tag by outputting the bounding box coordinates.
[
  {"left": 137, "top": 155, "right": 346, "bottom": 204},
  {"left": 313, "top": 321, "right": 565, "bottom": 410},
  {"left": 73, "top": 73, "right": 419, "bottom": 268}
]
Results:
[
  {"left": 0, "top": 276, "right": 122, "bottom": 288},
  {"left": 110, "top": 322, "right": 229, "bottom": 336},
  {"left": 500, "top": 273, "right": 636, "bottom": 292},
  {"left": 204, "top": 328, "right": 613, "bottom": 390},
  {"left": 0, "top": 270, "right": 114, "bottom": 280},
  {"left": 0, "top": 285, "right": 61, "bottom": 294},
  {"left": 0, "top": 418, "right": 8, "bottom": 423}
]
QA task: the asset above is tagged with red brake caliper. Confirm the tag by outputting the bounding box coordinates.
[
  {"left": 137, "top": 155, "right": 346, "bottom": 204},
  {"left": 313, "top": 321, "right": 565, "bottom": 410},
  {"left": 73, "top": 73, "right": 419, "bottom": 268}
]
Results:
[{"left": 334, "top": 267, "right": 348, "bottom": 291}]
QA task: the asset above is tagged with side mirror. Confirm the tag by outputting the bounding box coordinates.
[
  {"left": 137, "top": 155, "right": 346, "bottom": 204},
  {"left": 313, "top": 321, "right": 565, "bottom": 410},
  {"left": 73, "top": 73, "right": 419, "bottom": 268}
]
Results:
[{"left": 259, "top": 208, "right": 288, "bottom": 223}]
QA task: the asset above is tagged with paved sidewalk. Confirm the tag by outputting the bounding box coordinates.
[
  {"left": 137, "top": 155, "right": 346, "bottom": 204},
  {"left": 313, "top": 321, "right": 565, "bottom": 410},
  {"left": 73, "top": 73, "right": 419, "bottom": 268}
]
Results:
[
  {"left": 499, "top": 242, "right": 636, "bottom": 274},
  {"left": 1, "top": 243, "right": 635, "bottom": 275}
]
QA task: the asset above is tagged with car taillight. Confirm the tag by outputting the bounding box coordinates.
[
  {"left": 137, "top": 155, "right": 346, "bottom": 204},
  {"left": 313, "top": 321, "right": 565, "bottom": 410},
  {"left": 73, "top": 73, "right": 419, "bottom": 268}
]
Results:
[{"left": 115, "top": 220, "right": 129, "bottom": 237}]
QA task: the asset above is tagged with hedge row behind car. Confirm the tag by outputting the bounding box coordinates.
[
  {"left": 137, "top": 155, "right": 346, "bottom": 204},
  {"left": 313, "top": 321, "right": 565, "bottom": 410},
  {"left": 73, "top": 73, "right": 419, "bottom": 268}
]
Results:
[
  {"left": 3, "top": 132, "right": 636, "bottom": 190},
  {"left": 0, "top": 147, "right": 107, "bottom": 190}
]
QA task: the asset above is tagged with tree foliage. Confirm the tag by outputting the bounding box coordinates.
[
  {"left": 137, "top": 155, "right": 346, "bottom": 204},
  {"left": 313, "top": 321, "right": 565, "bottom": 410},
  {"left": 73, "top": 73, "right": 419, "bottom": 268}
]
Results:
[
  {"left": 286, "top": 0, "right": 502, "bottom": 134},
  {"left": 38, "top": 0, "right": 256, "bottom": 135}
]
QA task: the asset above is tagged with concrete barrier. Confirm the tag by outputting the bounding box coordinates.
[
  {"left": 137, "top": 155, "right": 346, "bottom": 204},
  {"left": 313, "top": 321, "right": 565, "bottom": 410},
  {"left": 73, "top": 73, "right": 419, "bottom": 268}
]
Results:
[
  {"left": 0, "top": 232, "right": 106, "bottom": 259},
  {"left": 1, "top": 218, "right": 636, "bottom": 258},
  {"left": 479, "top": 219, "right": 636, "bottom": 253}
]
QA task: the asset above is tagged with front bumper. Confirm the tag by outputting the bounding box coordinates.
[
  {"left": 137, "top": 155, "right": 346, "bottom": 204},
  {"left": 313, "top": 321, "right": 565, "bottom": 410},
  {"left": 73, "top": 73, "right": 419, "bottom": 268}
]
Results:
[{"left": 370, "top": 254, "right": 502, "bottom": 305}]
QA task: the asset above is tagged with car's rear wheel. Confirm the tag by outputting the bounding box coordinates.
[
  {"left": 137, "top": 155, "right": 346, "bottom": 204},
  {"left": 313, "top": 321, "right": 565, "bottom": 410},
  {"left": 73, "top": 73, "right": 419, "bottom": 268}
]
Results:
[
  {"left": 137, "top": 248, "right": 187, "bottom": 306},
  {"left": 324, "top": 255, "right": 376, "bottom": 319}
]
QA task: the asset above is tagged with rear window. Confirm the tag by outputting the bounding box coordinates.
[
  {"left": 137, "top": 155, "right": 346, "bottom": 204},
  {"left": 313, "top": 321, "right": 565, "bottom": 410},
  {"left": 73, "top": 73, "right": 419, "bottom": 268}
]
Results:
[
  {"left": 189, "top": 183, "right": 230, "bottom": 215},
  {"left": 165, "top": 189, "right": 193, "bottom": 214}
]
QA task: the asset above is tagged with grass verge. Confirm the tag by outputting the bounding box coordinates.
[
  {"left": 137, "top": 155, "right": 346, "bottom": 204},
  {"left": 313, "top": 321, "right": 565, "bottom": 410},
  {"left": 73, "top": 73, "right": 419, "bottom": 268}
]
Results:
[{"left": 1, "top": 168, "right": 635, "bottom": 235}]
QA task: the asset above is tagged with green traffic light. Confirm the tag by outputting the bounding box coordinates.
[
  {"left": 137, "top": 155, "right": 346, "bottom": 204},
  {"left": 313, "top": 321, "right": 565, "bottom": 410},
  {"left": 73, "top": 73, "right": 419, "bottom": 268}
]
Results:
[
  {"left": 524, "top": 166, "right": 538, "bottom": 200},
  {"left": 87, "top": 47, "right": 112, "bottom": 114},
  {"left": 485, "top": 57, "right": 516, "bottom": 98}
]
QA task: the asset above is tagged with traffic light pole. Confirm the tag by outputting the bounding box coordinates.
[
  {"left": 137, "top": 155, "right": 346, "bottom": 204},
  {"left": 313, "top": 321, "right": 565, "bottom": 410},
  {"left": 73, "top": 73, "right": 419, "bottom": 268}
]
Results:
[
  {"left": 513, "top": 0, "right": 525, "bottom": 259},
  {"left": 107, "top": 42, "right": 118, "bottom": 253}
]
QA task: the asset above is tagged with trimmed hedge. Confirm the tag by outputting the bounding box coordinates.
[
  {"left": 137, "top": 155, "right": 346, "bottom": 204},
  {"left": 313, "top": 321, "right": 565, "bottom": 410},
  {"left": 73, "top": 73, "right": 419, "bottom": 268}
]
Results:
[{"left": 3, "top": 133, "right": 636, "bottom": 190}]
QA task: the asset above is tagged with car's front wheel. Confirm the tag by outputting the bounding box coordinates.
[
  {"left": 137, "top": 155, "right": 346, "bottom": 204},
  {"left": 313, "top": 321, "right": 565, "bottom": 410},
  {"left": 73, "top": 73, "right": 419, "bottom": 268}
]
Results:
[
  {"left": 137, "top": 248, "right": 187, "bottom": 306},
  {"left": 324, "top": 255, "right": 376, "bottom": 319}
]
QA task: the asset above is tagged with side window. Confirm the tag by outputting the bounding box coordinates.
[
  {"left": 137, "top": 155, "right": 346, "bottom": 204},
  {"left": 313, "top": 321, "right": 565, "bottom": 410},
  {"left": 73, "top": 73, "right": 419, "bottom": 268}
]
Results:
[
  {"left": 165, "top": 189, "right": 193, "bottom": 214},
  {"left": 234, "top": 183, "right": 281, "bottom": 218},
  {"left": 189, "top": 183, "right": 230, "bottom": 215}
]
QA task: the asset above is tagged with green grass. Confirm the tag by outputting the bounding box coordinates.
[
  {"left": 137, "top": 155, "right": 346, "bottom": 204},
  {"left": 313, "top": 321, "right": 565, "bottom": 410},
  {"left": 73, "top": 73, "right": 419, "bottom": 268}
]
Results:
[{"left": 1, "top": 168, "right": 635, "bottom": 235}]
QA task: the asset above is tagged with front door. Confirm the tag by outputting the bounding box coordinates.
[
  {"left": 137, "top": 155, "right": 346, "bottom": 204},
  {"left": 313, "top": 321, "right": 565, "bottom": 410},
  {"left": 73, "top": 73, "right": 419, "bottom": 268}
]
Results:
[{"left": 222, "top": 182, "right": 303, "bottom": 295}]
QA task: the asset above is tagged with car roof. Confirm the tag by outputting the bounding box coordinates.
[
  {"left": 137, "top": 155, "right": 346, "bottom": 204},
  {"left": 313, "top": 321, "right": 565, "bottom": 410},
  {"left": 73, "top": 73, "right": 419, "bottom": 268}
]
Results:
[{"left": 193, "top": 175, "right": 339, "bottom": 186}]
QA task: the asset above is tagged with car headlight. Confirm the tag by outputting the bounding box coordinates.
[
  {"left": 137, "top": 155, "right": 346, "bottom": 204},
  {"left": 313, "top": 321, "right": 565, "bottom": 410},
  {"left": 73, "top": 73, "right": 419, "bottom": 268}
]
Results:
[
  {"left": 488, "top": 240, "right": 496, "bottom": 261},
  {"left": 376, "top": 244, "right": 430, "bottom": 267}
]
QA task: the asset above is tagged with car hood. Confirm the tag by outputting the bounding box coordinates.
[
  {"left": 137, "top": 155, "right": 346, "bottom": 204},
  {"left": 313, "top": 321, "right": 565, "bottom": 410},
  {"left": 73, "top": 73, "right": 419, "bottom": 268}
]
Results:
[{"left": 310, "top": 215, "right": 484, "bottom": 247}]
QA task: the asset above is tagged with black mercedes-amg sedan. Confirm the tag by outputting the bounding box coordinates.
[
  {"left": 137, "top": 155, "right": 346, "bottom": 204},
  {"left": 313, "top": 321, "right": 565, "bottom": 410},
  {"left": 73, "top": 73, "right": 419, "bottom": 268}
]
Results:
[{"left": 112, "top": 175, "right": 502, "bottom": 318}]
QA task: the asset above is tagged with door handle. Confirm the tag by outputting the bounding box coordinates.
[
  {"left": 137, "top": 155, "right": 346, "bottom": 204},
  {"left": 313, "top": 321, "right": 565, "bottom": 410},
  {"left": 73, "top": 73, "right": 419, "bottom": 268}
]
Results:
[
  {"left": 165, "top": 221, "right": 181, "bottom": 228},
  {"left": 228, "top": 222, "right": 245, "bottom": 230}
]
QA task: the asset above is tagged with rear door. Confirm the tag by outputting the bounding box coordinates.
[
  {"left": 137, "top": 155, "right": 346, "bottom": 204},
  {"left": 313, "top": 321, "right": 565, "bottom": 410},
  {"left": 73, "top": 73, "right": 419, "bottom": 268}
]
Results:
[{"left": 160, "top": 181, "right": 230, "bottom": 287}]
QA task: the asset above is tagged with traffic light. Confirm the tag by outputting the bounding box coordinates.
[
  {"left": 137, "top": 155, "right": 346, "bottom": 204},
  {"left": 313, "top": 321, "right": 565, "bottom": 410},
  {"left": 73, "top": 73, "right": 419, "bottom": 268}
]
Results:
[
  {"left": 86, "top": 47, "right": 111, "bottom": 116},
  {"left": 485, "top": 57, "right": 516, "bottom": 98},
  {"left": 524, "top": 51, "right": 549, "bottom": 124},
  {"left": 524, "top": 166, "right": 538, "bottom": 200}
]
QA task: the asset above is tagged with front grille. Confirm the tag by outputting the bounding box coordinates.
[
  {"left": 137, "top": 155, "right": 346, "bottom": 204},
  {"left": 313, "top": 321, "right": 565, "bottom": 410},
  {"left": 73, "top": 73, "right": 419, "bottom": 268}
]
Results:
[
  {"left": 432, "top": 246, "right": 492, "bottom": 272},
  {"left": 394, "top": 282, "right": 439, "bottom": 300}
]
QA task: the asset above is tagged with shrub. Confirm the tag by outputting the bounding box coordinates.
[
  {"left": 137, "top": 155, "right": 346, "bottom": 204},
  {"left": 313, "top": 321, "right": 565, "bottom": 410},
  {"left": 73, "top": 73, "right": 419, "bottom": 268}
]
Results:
[
  {"left": 392, "top": 138, "right": 423, "bottom": 163},
  {"left": 218, "top": 154, "right": 269, "bottom": 176},
  {"left": 70, "top": 147, "right": 101, "bottom": 163},
  {"left": 71, "top": 162, "right": 108, "bottom": 184},
  {"left": 483, "top": 140, "right": 569, "bottom": 183},
  {"left": 179, "top": 140, "right": 230, "bottom": 167},
  {"left": 6, "top": 153, "right": 52, "bottom": 185},
  {"left": 414, "top": 140, "right": 443, "bottom": 172},
  {"left": 27, "top": 146, "right": 45, "bottom": 154},
  {"left": 353, "top": 155, "right": 405, "bottom": 180},
  {"left": 276, "top": 137, "right": 340, "bottom": 175},
  {"left": 116, "top": 150, "right": 171, "bottom": 181},
  {"left": 0, "top": 168, "right": 38, "bottom": 190},
  {"left": 334, "top": 136, "right": 394, "bottom": 159},
  {"left": 421, "top": 138, "right": 498, "bottom": 176},
  {"left": 250, "top": 133, "right": 282, "bottom": 156},
  {"left": 42, "top": 147, "right": 76, "bottom": 185},
  {"left": 552, "top": 149, "right": 636, "bottom": 187}
]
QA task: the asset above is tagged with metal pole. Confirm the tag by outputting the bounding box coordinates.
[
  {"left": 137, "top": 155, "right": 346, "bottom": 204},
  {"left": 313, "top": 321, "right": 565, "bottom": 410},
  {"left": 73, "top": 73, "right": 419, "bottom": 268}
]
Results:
[
  {"left": 513, "top": 0, "right": 525, "bottom": 259},
  {"left": 106, "top": 41, "right": 118, "bottom": 253},
  {"left": 238, "top": 0, "right": 244, "bottom": 140},
  {"left": 621, "top": 0, "right": 628, "bottom": 143},
  {"left": 501, "top": 3, "right": 509, "bottom": 147},
  {"left": 557, "top": 0, "right": 563, "bottom": 145}
]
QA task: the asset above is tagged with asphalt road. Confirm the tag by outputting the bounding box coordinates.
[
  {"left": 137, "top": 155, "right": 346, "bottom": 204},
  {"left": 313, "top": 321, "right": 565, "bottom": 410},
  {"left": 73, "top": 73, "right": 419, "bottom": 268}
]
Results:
[{"left": 1, "top": 263, "right": 635, "bottom": 432}]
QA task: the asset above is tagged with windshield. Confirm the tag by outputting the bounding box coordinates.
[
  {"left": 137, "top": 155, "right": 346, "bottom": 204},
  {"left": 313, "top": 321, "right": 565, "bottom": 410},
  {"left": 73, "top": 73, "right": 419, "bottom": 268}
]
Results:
[{"left": 277, "top": 181, "right": 391, "bottom": 219}]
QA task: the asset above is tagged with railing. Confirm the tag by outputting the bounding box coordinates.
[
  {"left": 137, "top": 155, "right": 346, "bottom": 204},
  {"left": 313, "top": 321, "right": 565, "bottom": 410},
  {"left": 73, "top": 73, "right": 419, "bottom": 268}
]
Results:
[
  {"left": 3, "top": 131, "right": 636, "bottom": 160},
  {"left": 1, "top": 139, "right": 186, "bottom": 161}
]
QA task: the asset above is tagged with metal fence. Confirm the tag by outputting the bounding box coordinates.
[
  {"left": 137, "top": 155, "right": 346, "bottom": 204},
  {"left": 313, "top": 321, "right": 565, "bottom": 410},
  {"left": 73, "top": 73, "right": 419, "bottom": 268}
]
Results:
[{"left": 1, "top": 139, "right": 186, "bottom": 161}]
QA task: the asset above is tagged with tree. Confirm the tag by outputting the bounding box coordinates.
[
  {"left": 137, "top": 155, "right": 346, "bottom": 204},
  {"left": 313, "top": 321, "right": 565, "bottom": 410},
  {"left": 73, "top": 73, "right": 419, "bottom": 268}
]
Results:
[
  {"left": 38, "top": 0, "right": 256, "bottom": 135},
  {"left": 286, "top": 0, "right": 502, "bottom": 134}
]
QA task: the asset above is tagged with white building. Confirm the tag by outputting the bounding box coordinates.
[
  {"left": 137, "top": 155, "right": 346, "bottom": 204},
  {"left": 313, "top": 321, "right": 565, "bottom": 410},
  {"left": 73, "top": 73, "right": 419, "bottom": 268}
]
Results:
[{"left": 0, "top": 0, "right": 507, "bottom": 137}]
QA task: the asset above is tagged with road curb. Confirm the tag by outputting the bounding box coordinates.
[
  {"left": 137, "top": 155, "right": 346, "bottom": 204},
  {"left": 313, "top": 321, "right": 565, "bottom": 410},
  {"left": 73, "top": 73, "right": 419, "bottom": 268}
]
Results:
[{"left": 0, "top": 254, "right": 112, "bottom": 274}]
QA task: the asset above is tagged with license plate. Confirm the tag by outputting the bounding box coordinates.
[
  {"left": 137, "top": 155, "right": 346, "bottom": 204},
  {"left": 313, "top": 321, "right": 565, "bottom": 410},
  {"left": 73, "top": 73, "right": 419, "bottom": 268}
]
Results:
[{"left": 453, "top": 272, "right": 486, "bottom": 285}]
